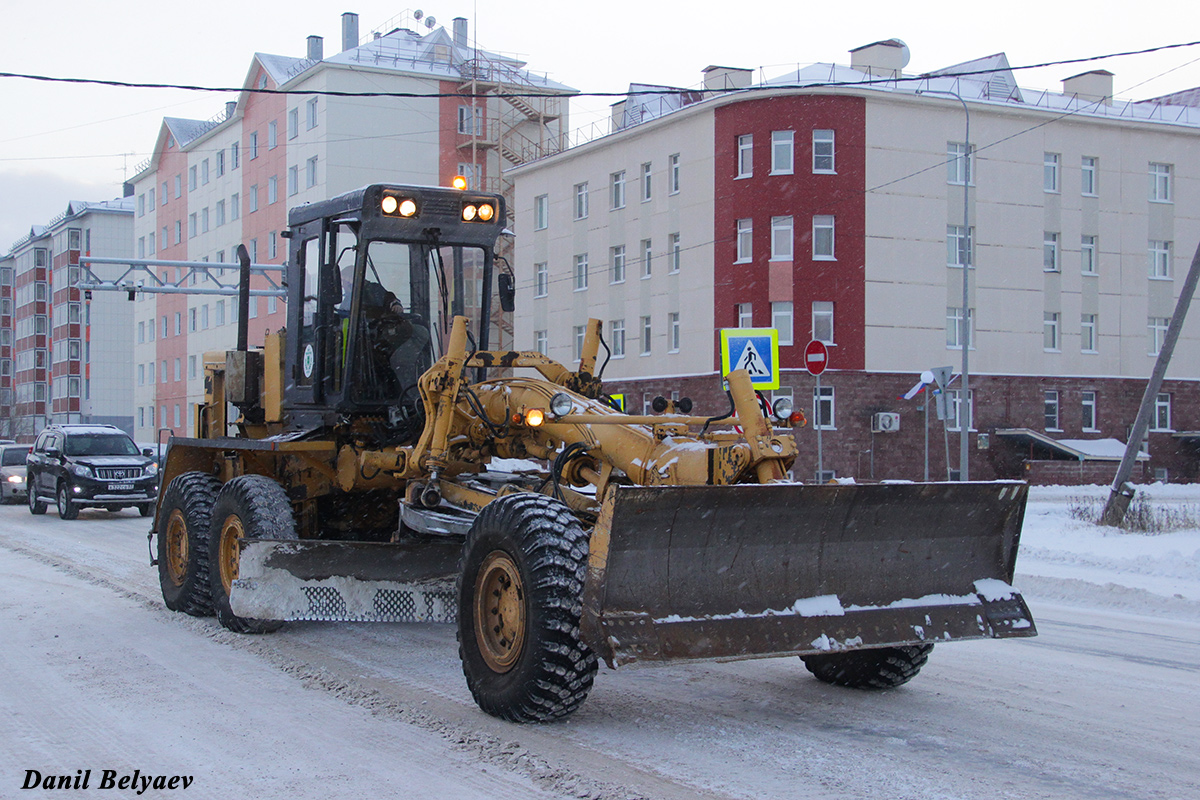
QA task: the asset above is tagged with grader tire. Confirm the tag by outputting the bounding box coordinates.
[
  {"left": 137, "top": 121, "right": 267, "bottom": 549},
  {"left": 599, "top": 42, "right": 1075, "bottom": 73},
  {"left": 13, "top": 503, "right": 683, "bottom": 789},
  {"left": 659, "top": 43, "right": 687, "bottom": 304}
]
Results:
[
  {"left": 158, "top": 472, "right": 222, "bottom": 617},
  {"left": 802, "top": 643, "right": 935, "bottom": 690},
  {"left": 457, "top": 493, "right": 597, "bottom": 723},
  {"left": 208, "top": 475, "right": 298, "bottom": 635}
]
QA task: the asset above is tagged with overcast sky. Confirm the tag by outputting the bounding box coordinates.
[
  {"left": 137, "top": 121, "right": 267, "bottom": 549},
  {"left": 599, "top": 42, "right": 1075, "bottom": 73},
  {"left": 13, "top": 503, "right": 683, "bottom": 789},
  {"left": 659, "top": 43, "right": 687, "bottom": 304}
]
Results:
[{"left": 2, "top": 0, "right": 1198, "bottom": 250}]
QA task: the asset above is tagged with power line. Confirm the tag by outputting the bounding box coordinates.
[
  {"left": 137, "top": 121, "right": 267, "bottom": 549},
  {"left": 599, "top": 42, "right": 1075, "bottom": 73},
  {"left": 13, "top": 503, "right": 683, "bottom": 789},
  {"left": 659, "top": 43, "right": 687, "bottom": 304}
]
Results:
[{"left": 2, "top": 39, "right": 1199, "bottom": 100}]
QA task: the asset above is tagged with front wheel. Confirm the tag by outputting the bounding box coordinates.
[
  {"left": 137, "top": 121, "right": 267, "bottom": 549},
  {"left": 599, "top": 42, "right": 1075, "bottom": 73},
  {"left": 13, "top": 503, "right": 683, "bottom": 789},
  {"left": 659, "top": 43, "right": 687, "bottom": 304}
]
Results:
[
  {"left": 457, "top": 493, "right": 597, "bottom": 723},
  {"left": 57, "top": 484, "right": 79, "bottom": 520},
  {"left": 158, "top": 472, "right": 222, "bottom": 616},
  {"left": 801, "top": 644, "right": 934, "bottom": 690},
  {"left": 208, "top": 475, "right": 298, "bottom": 634}
]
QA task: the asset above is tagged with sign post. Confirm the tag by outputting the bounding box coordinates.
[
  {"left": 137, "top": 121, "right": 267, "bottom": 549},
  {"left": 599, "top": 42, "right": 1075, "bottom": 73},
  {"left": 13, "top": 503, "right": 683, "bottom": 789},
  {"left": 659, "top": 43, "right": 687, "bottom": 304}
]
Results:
[{"left": 804, "top": 340, "right": 829, "bottom": 481}]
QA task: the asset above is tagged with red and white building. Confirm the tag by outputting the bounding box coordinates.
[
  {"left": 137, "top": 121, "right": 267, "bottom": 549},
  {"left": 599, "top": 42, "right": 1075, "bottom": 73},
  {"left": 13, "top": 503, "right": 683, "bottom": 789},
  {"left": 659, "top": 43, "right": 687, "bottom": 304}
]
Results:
[
  {"left": 0, "top": 199, "right": 134, "bottom": 439},
  {"left": 128, "top": 11, "right": 573, "bottom": 440},
  {"left": 512, "top": 42, "right": 1200, "bottom": 483}
]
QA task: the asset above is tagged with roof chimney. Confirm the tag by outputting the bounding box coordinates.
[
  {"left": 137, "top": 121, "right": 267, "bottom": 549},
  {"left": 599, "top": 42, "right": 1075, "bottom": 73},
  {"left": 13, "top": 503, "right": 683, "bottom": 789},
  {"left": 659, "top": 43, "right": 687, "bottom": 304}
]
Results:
[
  {"left": 307, "top": 35, "right": 324, "bottom": 62},
  {"left": 225, "top": 101, "right": 236, "bottom": 120},
  {"left": 453, "top": 17, "right": 468, "bottom": 48},
  {"left": 1062, "top": 70, "right": 1114, "bottom": 106},
  {"left": 342, "top": 12, "right": 359, "bottom": 52},
  {"left": 850, "top": 39, "right": 908, "bottom": 79},
  {"left": 702, "top": 65, "right": 752, "bottom": 92}
]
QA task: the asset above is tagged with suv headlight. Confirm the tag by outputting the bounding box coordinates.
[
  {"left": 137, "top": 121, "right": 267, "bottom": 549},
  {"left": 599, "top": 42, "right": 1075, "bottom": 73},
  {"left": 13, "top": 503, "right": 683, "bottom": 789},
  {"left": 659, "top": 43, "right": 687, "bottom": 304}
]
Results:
[
  {"left": 69, "top": 463, "right": 93, "bottom": 478},
  {"left": 144, "top": 463, "right": 159, "bottom": 477}
]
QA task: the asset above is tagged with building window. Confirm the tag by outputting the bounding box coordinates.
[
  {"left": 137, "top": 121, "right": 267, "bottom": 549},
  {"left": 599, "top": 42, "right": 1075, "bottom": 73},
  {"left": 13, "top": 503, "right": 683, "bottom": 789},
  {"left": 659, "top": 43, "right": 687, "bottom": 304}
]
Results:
[
  {"left": 1044, "top": 232, "right": 1060, "bottom": 272},
  {"left": 457, "top": 105, "right": 482, "bottom": 135},
  {"left": 771, "top": 301, "right": 793, "bottom": 346},
  {"left": 949, "top": 389, "right": 974, "bottom": 432},
  {"left": 610, "top": 319, "right": 625, "bottom": 357},
  {"left": 534, "top": 330, "right": 548, "bottom": 355},
  {"left": 534, "top": 262, "right": 548, "bottom": 297},
  {"left": 249, "top": 185, "right": 259, "bottom": 213},
  {"left": 189, "top": 166, "right": 197, "bottom": 191},
  {"left": 641, "top": 239, "right": 652, "bottom": 278},
  {"left": 188, "top": 213, "right": 197, "bottom": 238},
  {"left": 216, "top": 200, "right": 226, "bottom": 227},
  {"left": 641, "top": 162, "right": 652, "bottom": 202},
  {"left": 640, "top": 316, "right": 652, "bottom": 355},
  {"left": 771, "top": 130, "right": 794, "bottom": 175},
  {"left": 574, "top": 182, "right": 589, "bottom": 220},
  {"left": 1149, "top": 162, "right": 1172, "bottom": 202},
  {"left": 668, "top": 312, "right": 680, "bottom": 352},
  {"left": 306, "top": 156, "right": 318, "bottom": 189},
  {"left": 947, "top": 225, "right": 974, "bottom": 267},
  {"left": 1149, "top": 240, "right": 1172, "bottom": 279},
  {"left": 736, "top": 303, "right": 753, "bottom": 328},
  {"left": 1044, "top": 390, "right": 1061, "bottom": 430},
  {"left": 1149, "top": 316, "right": 1169, "bottom": 354},
  {"left": 1044, "top": 311, "right": 1061, "bottom": 351},
  {"left": 669, "top": 233, "right": 680, "bottom": 273},
  {"left": 307, "top": 97, "right": 318, "bottom": 129},
  {"left": 812, "top": 216, "right": 835, "bottom": 260},
  {"left": 947, "top": 306, "right": 975, "bottom": 348},
  {"left": 1081, "top": 235, "right": 1097, "bottom": 274},
  {"left": 812, "top": 301, "right": 834, "bottom": 344},
  {"left": 573, "top": 254, "right": 588, "bottom": 291},
  {"left": 288, "top": 166, "right": 299, "bottom": 196},
  {"left": 669, "top": 153, "right": 680, "bottom": 194},
  {"left": 174, "top": 358, "right": 182, "bottom": 381},
  {"left": 813, "top": 129, "right": 835, "bottom": 173},
  {"left": 610, "top": 245, "right": 626, "bottom": 284},
  {"left": 1153, "top": 393, "right": 1172, "bottom": 431},
  {"left": 770, "top": 216, "right": 793, "bottom": 261},
  {"left": 1082, "top": 156, "right": 1098, "bottom": 195},
  {"left": 230, "top": 142, "right": 240, "bottom": 169},
  {"left": 572, "top": 325, "right": 585, "bottom": 362},
  {"left": 813, "top": 385, "right": 835, "bottom": 430},
  {"left": 137, "top": 364, "right": 145, "bottom": 386},
  {"left": 201, "top": 207, "right": 210, "bottom": 233},
  {"left": 249, "top": 131, "right": 258, "bottom": 160},
  {"left": 1044, "top": 152, "right": 1060, "bottom": 192},
  {"left": 736, "top": 219, "right": 752, "bottom": 263},
  {"left": 1082, "top": 390, "right": 1098, "bottom": 431},
  {"left": 288, "top": 108, "right": 299, "bottom": 140},
  {"left": 174, "top": 221, "right": 181, "bottom": 245},
  {"left": 948, "top": 141, "right": 973, "bottom": 185},
  {"left": 736, "top": 134, "right": 753, "bottom": 178},
  {"left": 1081, "top": 313, "right": 1098, "bottom": 353},
  {"left": 268, "top": 175, "right": 278, "bottom": 204},
  {"left": 610, "top": 171, "right": 626, "bottom": 210},
  {"left": 534, "top": 194, "right": 549, "bottom": 230},
  {"left": 231, "top": 193, "right": 240, "bottom": 220}
]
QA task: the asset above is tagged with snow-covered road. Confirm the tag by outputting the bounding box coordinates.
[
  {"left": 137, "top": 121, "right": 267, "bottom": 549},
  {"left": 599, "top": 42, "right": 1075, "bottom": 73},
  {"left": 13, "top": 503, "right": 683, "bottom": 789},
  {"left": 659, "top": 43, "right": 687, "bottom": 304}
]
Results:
[{"left": 1, "top": 486, "right": 1198, "bottom": 800}]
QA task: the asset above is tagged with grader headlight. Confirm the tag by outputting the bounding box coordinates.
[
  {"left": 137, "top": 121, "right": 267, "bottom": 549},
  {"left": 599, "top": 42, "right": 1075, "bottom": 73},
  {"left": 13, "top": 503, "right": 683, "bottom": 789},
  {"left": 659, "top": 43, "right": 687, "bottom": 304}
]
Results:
[
  {"left": 381, "top": 194, "right": 418, "bottom": 218},
  {"left": 524, "top": 408, "right": 545, "bottom": 427},
  {"left": 549, "top": 392, "right": 574, "bottom": 418}
]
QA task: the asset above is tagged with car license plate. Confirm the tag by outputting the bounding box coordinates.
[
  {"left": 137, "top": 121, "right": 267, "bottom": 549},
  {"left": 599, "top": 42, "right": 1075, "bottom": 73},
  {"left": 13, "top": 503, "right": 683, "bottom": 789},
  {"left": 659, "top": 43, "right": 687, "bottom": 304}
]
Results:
[{"left": 109, "top": 483, "right": 134, "bottom": 491}]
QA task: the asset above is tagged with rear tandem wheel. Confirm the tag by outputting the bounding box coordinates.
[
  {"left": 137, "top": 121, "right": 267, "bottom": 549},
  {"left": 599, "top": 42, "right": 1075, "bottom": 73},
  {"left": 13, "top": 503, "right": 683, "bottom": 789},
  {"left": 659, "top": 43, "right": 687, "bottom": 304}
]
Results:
[
  {"left": 457, "top": 493, "right": 597, "bottom": 723},
  {"left": 208, "top": 474, "right": 298, "bottom": 634},
  {"left": 801, "top": 643, "right": 935, "bottom": 690}
]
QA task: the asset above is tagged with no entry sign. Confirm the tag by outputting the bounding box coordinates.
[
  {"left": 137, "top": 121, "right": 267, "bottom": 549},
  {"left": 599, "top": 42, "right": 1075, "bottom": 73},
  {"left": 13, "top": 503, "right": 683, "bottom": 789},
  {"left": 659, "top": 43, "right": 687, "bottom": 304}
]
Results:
[{"left": 804, "top": 339, "right": 829, "bottom": 376}]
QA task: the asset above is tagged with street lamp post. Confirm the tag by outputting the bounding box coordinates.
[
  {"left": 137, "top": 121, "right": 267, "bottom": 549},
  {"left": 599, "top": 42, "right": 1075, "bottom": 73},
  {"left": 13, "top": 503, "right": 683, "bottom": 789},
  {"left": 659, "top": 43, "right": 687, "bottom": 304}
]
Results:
[{"left": 918, "top": 87, "right": 971, "bottom": 480}]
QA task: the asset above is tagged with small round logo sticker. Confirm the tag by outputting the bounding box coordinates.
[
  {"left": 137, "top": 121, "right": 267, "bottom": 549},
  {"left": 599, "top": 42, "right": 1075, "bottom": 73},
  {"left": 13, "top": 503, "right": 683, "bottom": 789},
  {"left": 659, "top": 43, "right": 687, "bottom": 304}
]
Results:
[{"left": 302, "top": 344, "right": 315, "bottom": 378}]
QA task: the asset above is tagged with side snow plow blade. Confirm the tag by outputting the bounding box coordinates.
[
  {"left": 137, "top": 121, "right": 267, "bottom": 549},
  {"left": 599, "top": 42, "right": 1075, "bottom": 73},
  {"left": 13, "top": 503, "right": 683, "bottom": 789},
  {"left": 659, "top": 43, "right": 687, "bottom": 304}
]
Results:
[
  {"left": 230, "top": 539, "right": 461, "bottom": 623},
  {"left": 581, "top": 482, "right": 1035, "bottom": 667}
]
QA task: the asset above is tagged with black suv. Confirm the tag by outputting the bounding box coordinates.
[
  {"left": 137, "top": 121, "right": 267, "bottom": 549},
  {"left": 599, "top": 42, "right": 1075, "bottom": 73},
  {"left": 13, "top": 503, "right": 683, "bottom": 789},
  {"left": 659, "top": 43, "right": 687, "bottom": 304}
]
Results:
[{"left": 27, "top": 424, "right": 159, "bottom": 520}]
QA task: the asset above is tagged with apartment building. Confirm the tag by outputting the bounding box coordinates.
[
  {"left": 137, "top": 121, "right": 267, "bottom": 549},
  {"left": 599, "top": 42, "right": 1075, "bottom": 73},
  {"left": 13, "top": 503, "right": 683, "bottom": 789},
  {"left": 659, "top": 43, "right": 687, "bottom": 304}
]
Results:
[
  {"left": 0, "top": 198, "right": 134, "bottom": 439},
  {"left": 512, "top": 42, "right": 1200, "bottom": 483},
  {"left": 128, "top": 11, "right": 573, "bottom": 439}
]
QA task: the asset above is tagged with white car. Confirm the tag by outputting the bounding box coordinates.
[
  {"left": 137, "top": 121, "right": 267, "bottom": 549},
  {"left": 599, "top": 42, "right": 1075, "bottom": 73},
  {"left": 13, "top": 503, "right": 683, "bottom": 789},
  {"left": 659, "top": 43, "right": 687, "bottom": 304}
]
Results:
[{"left": 0, "top": 444, "right": 31, "bottom": 503}]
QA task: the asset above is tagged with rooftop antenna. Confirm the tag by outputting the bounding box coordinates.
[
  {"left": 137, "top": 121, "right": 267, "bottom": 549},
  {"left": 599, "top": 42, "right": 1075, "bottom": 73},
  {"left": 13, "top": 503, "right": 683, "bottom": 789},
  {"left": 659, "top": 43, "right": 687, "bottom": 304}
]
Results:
[
  {"left": 426, "top": 17, "right": 436, "bottom": 29},
  {"left": 413, "top": 9, "right": 423, "bottom": 20},
  {"left": 896, "top": 39, "right": 912, "bottom": 71}
]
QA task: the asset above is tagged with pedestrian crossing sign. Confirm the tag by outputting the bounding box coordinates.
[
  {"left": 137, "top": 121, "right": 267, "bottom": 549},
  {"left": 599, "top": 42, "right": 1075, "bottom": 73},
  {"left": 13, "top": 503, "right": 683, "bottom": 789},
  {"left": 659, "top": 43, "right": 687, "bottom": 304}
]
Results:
[{"left": 720, "top": 328, "right": 780, "bottom": 390}]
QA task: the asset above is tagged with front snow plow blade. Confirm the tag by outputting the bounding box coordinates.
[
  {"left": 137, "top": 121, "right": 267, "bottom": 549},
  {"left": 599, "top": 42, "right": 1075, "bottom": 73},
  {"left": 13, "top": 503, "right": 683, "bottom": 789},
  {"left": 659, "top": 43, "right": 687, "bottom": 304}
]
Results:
[{"left": 581, "top": 482, "right": 1035, "bottom": 667}]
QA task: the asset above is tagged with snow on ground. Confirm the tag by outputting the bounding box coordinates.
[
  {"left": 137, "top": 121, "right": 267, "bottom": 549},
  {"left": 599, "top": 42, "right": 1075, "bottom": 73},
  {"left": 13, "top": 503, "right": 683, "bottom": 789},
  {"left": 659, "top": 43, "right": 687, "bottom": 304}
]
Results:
[{"left": 1017, "top": 483, "right": 1200, "bottom": 620}]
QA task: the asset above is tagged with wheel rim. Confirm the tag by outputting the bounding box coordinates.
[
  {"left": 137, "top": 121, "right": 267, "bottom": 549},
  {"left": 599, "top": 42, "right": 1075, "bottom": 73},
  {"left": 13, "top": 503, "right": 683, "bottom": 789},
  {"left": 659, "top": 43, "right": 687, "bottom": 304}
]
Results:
[
  {"left": 164, "top": 509, "right": 190, "bottom": 587},
  {"left": 217, "top": 514, "right": 244, "bottom": 595},
  {"left": 473, "top": 550, "right": 526, "bottom": 673},
  {"left": 58, "top": 486, "right": 68, "bottom": 514}
]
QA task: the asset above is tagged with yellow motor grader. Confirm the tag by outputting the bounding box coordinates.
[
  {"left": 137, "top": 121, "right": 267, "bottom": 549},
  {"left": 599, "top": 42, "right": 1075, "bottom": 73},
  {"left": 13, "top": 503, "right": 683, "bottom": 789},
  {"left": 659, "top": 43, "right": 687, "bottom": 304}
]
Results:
[{"left": 152, "top": 182, "right": 1035, "bottom": 722}]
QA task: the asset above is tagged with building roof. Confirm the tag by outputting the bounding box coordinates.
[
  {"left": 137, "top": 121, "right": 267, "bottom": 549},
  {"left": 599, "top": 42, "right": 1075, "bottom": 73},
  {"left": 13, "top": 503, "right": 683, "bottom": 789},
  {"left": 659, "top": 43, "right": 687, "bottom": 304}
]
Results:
[
  {"left": 994, "top": 429, "right": 1149, "bottom": 461},
  {"left": 1139, "top": 85, "right": 1200, "bottom": 108}
]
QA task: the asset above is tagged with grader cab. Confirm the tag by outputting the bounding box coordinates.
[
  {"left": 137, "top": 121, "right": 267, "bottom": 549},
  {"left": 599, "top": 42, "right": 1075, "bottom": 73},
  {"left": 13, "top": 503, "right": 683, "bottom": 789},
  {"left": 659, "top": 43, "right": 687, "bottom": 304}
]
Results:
[{"left": 152, "top": 182, "right": 1035, "bottom": 723}]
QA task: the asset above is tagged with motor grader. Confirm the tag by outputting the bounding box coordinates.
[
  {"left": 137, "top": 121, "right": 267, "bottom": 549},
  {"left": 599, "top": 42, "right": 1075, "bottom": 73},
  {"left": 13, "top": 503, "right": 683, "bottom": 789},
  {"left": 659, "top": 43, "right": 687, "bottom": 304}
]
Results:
[{"left": 152, "top": 182, "right": 1035, "bottom": 723}]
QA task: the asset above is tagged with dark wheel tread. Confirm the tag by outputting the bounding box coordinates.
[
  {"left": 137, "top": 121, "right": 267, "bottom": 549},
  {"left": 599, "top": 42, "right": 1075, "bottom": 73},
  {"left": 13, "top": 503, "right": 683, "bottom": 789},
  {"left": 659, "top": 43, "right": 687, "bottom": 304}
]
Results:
[
  {"left": 158, "top": 472, "right": 222, "bottom": 617},
  {"left": 802, "top": 643, "right": 934, "bottom": 690},
  {"left": 209, "top": 474, "right": 297, "bottom": 635},
  {"left": 458, "top": 493, "right": 597, "bottom": 723}
]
